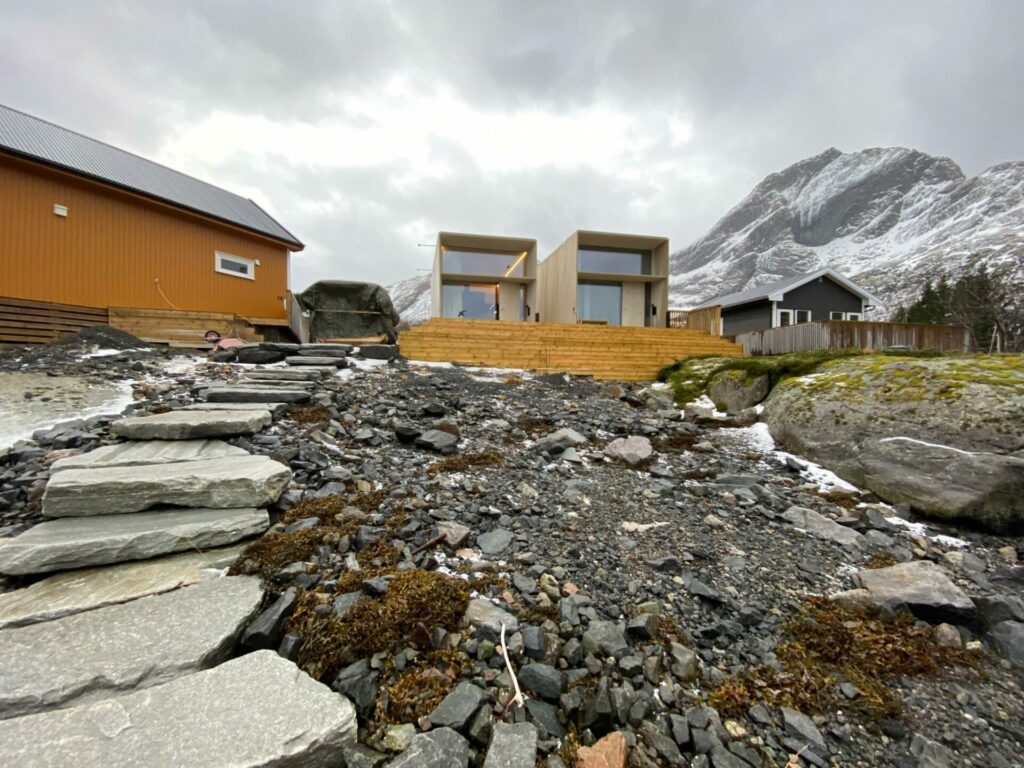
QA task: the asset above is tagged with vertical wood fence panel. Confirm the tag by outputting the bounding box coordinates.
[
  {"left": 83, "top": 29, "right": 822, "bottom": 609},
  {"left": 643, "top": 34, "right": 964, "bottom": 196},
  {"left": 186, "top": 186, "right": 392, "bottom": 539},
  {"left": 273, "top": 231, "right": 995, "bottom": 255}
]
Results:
[
  {"left": 736, "top": 321, "right": 969, "bottom": 355},
  {"left": 667, "top": 305, "right": 722, "bottom": 335}
]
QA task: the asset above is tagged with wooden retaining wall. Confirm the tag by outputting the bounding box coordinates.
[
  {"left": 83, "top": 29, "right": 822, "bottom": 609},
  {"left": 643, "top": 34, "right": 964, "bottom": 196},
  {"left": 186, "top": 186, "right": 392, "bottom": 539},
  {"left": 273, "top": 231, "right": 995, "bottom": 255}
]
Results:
[
  {"left": 736, "top": 320, "right": 970, "bottom": 355},
  {"left": 0, "top": 296, "right": 108, "bottom": 344}
]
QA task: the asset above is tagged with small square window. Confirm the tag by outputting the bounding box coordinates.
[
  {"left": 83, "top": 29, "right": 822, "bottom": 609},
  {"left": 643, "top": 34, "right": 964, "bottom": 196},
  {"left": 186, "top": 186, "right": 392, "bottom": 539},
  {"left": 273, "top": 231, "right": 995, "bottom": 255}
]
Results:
[
  {"left": 778, "top": 309, "right": 794, "bottom": 327},
  {"left": 215, "top": 252, "right": 255, "bottom": 280},
  {"left": 846, "top": 312, "right": 861, "bottom": 321},
  {"left": 795, "top": 310, "right": 812, "bottom": 324},
  {"left": 830, "top": 311, "right": 844, "bottom": 320}
]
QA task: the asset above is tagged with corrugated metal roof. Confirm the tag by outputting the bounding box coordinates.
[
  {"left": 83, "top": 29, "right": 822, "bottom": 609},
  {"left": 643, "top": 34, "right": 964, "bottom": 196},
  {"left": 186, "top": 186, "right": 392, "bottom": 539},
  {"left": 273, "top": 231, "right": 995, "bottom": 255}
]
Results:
[
  {"left": 0, "top": 104, "right": 302, "bottom": 249},
  {"left": 694, "top": 268, "right": 880, "bottom": 309}
]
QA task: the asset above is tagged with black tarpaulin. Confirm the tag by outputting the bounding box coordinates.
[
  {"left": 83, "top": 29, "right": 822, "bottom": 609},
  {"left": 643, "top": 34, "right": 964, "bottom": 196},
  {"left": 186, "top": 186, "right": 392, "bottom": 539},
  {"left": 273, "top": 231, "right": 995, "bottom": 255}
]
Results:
[{"left": 294, "top": 281, "right": 401, "bottom": 343}]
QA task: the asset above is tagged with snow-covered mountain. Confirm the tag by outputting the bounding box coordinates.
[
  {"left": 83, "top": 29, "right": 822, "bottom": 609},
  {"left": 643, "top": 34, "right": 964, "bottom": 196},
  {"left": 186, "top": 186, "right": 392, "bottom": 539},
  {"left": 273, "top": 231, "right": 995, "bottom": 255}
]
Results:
[
  {"left": 387, "top": 147, "right": 1024, "bottom": 322},
  {"left": 387, "top": 273, "right": 431, "bottom": 325},
  {"left": 670, "top": 147, "right": 1024, "bottom": 312}
]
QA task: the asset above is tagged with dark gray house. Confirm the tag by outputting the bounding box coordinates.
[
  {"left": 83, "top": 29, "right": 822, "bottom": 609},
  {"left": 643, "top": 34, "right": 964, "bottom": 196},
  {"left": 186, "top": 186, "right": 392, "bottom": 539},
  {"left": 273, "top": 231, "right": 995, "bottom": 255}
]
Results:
[{"left": 695, "top": 268, "right": 880, "bottom": 336}]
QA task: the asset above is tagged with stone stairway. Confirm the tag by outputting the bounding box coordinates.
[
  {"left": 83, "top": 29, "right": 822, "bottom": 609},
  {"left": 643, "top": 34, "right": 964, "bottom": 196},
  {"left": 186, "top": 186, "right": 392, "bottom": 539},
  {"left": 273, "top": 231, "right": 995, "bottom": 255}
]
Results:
[{"left": 0, "top": 366, "right": 357, "bottom": 765}]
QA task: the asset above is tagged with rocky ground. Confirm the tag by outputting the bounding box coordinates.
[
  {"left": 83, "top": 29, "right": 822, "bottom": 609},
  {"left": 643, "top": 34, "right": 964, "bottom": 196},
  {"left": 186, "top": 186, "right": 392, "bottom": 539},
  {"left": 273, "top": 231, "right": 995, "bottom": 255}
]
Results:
[{"left": 0, "top": 340, "right": 1022, "bottom": 768}]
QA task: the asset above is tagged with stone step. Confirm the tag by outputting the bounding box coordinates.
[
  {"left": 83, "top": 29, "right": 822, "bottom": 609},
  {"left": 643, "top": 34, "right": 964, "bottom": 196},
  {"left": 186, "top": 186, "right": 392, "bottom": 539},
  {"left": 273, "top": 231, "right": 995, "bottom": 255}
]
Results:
[
  {"left": 0, "top": 576, "right": 265, "bottom": 719},
  {"left": 241, "top": 368, "right": 331, "bottom": 381},
  {"left": 204, "top": 386, "right": 311, "bottom": 404},
  {"left": 180, "top": 402, "right": 290, "bottom": 417},
  {"left": 299, "top": 343, "right": 354, "bottom": 355},
  {"left": 285, "top": 356, "right": 348, "bottom": 367},
  {"left": 0, "top": 544, "right": 245, "bottom": 628},
  {"left": 208, "top": 379, "right": 316, "bottom": 391},
  {"left": 0, "top": 650, "right": 357, "bottom": 768},
  {"left": 51, "top": 439, "right": 249, "bottom": 473},
  {"left": 0, "top": 508, "right": 268, "bottom": 575},
  {"left": 42, "top": 455, "right": 290, "bottom": 517},
  {"left": 112, "top": 409, "right": 273, "bottom": 440}
]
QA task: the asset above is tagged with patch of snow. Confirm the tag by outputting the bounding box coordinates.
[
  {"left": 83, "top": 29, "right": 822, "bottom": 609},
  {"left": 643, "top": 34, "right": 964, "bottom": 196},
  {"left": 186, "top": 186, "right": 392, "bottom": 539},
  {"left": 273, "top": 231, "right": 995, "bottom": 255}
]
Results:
[
  {"left": 774, "top": 450, "right": 859, "bottom": 492},
  {"left": 650, "top": 382, "right": 670, "bottom": 391},
  {"left": 878, "top": 436, "right": 983, "bottom": 456},
  {"left": 725, "top": 421, "right": 777, "bottom": 453},
  {"left": 348, "top": 357, "right": 389, "bottom": 370},
  {"left": 77, "top": 347, "right": 147, "bottom": 360},
  {"left": 932, "top": 534, "right": 970, "bottom": 549},
  {"left": 688, "top": 394, "right": 728, "bottom": 418}
]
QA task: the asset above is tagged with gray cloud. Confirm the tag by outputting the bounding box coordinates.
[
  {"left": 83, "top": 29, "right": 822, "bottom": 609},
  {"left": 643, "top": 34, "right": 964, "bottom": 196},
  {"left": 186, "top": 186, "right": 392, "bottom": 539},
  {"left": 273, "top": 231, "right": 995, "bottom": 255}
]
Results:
[{"left": 2, "top": 0, "right": 1021, "bottom": 292}]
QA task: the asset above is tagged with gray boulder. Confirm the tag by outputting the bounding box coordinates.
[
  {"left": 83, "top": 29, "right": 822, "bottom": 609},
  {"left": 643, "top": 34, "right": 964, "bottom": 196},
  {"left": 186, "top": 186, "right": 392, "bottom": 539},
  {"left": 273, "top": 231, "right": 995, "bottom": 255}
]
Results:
[
  {"left": 112, "top": 409, "right": 273, "bottom": 440},
  {"left": 604, "top": 436, "right": 654, "bottom": 466},
  {"left": 840, "top": 560, "right": 975, "bottom": 623},
  {"left": 415, "top": 429, "right": 458, "bottom": 454},
  {"left": 988, "top": 621, "right": 1024, "bottom": 668},
  {"left": 0, "top": 576, "right": 264, "bottom": 719},
  {"left": 234, "top": 345, "right": 286, "bottom": 365},
  {"left": 477, "top": 528, "right": 513, "bottom": 555},
  {"left": 0, "top": 508, "right": 268, "bottom": 576},
  {"left": 763, "top": 356, "right": 1024, "bottom": 532},
  {"left": 360, "top": 344, "right": 398, "bottom": 360},
  {"left": 582, "top": 620, "right": 630, "bottom": 658},
  {"left": 533, "top": 428, "right": 588, "bottom": 454},
  {"left": 781, "top": 506, "right": 867, "bottom": 550},
  {"left": 0, "top": 650, "right": 356, "bottom": 768},
  {"left": 465, "top": 598, "right": 519, "bottom": 641},
  {"left": 707, "top": 369, "right": 770, "bottom": 412}
]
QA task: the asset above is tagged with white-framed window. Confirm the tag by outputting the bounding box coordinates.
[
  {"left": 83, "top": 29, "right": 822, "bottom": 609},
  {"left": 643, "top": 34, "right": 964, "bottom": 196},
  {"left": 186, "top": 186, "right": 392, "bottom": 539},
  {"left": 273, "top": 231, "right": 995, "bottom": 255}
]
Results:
[
  {"left": 830, "top": 311, "right": 844, "bottom": 320},
  {"left": 845, "top": 312, "right": 861, "bottom": 321},
  {"left": 795, "top": 309, "right": 812, "bottom": 324},
  {"left": 778, "top": 309, "right": 794, "bottom": 327},
  {"left": 215, "top": 252, "right": 256, "bottom": 280}
]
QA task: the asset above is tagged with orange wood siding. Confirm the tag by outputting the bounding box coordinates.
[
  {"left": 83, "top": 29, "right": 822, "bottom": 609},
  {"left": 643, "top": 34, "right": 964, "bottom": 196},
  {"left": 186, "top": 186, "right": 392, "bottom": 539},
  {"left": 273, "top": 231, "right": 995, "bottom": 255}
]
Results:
[{"left": 0, "top": 154, "right": 290, "bottom": 319}]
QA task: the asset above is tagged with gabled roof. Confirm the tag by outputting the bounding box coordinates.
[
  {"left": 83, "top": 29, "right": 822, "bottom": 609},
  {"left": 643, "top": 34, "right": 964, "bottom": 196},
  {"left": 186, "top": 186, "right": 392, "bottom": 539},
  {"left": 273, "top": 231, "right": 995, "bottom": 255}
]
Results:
[
  {"left": 694, "top": 268, "right": 881, "bottom": 309},
  {"left": 0, "top": 104, "right": 303, "bottom": 249}
]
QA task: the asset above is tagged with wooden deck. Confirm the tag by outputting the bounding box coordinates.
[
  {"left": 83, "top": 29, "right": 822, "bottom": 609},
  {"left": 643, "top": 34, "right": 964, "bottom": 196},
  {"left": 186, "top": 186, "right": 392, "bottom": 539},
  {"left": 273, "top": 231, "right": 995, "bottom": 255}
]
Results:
[
  {"left": 399, "top": 319, "right": 744, "bottom": 381},
  {"left": 0, "top": 297, "right": 109, "bottom": 344}
]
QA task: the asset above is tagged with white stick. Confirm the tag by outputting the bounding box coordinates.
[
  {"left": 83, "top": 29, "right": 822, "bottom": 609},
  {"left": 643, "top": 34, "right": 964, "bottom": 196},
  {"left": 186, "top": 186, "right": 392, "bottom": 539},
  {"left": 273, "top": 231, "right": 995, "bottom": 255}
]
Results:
[{"left": 499, "top": 620, "right": 527, "bottom": 710}]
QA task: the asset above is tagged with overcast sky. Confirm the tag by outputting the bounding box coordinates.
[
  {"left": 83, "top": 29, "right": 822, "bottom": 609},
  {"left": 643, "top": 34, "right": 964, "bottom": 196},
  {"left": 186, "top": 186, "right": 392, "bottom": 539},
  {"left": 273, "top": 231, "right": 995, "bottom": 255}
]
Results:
[{"left": 2, "top": 1, "right": 1022, "bottom": 291}]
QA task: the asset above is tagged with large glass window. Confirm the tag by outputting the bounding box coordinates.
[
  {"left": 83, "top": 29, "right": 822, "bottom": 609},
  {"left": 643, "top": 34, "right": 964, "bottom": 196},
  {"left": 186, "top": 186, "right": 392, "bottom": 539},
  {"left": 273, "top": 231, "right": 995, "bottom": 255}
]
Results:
[
  {"left": 441, "top": 248, "right": 527, "bottom": 277},
  {"left": 442, "top": 283, "right": 498, "bottom": 319},
  {"left": 577, "top": 281, "right": 622, "bottom": 325},
  {"left": 577, "top": 247, "right": 651, "bottom": 275}
]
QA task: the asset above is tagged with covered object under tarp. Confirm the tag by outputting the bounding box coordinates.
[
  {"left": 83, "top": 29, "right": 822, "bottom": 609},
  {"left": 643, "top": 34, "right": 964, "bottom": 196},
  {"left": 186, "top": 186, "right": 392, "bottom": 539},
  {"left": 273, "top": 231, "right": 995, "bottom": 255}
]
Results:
[{"left": 292, "top": 281, "right": 401, "bottom": 343}]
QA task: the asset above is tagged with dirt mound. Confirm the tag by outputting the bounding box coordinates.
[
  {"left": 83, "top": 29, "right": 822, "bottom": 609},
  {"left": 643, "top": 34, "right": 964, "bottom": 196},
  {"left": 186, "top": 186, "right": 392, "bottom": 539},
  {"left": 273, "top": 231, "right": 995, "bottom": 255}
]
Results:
[{"left": 49, "top": 326, "right": 148, "bottom": 352}]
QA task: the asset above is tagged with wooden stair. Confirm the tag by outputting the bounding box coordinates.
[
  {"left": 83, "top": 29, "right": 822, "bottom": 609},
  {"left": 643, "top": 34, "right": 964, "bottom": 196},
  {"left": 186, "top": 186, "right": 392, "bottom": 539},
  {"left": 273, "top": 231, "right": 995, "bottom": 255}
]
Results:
[{"left": 399, "top": 319, "right": 744, "bottom": 381}]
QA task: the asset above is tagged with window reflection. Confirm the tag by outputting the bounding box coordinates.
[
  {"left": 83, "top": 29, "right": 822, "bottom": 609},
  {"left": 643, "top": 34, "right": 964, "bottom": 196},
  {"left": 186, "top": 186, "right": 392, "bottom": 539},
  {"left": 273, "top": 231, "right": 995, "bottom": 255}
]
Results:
[
  {"left": 442, "top": 283, "right": 498, "bottom": 319},
  {"left": 577, "top": 281, "right": 622, "bottom": 325},
  {"left": 577, "top": 248, "right": 651, "bottom": 275},
  {"left": 442, "top": 249, "right": 527, "bottom": 277}
]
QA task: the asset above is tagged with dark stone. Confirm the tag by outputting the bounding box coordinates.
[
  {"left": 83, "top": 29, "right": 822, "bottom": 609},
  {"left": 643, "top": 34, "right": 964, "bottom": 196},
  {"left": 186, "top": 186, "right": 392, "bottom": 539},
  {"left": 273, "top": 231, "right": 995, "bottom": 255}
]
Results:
[
  {"left": 386, "top": 728, "right": 470, "bottom": 768},
  {"left": 235, "top": 346, "right": 286, "bottom": 365},
  {"left": 394, "top": 423, "right": 421, "bottom": 444},
  {"left": 988, "top": 621, "right": 1024, "bottom": 668},
  {"left": 362, "top": 577, "right": 390, "bottom": 596},
  {"left": 333, "top": 591, "right": 363, "bottom": 618},
  {"left": 331, "top": 658, "right": 379, "bottom": 719},
  {"left": 669, "top": 713, "right": 691, "bottom": 747},
  {"left": 360, "top": 344, "right": 398, "bottom": 360},
  {"left": 522, "top": 626, "right": 546, "bottom": 659},
  {"left": 782, "top": 707, "right": 826, "bottom": 750},
  {"left": 277, "top": 632, "right": 302, "bottom": 661},
  {"left": 415, "top": 429, "right": 459, "bottom": 454},
  {"left": 422, "top": 402, "right": 447, "bottom": 417},
  {"left": 626, "top": 614, "right": 658, "bottom": 641},
  {"left": 241, "top": 588, "right": 297, "bottom": 650},
  {"left": 518, "top": 663, "right": 562, "bottom": 701},
  {"left": 525, "top": 698, "right": 565, "bottom": 739},
  {"left": 582, "top": 621, "right": 630, "bottom": 658},
  {"left": 429, "top": 681, "right": 485, "bottom": 729}
]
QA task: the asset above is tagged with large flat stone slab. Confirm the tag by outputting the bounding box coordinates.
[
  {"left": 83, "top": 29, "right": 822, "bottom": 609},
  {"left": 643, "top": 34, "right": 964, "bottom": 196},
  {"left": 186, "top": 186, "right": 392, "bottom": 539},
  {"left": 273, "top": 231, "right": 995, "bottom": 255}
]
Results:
[
  {"left": 204, "top": 386, "right": 311, "bottom": 403},
  {"left": 781, "top": 505, "right": 866, "bottom": 550},
  {"left": 180, "top": 401, "right": 289, "bottom": 416},
  {"left": 286, "top": 356, "right": 347, "bottom": 367},
  {"left": 0, "top": 545, "right": 245, "bottom": 628},
  {"left": 51, "top": 439, "right": 249, "bottom": 473},
  {"left": 112, "top": 409, "right": 272, "bottom": 440},
  {"left": 0, "top": 576, "right": 264, "bottom": 719},
  {"left": 43, "top": 455, "right": 290, "bottom": 517},
  {"left": 242, "top": 368, "right": 330, "bottom": 381},
  {"left": 0, "top": 508, "right": 268, "bottom": 575},
  {"left": 0, "top": 650, "right": 356, "bottom": 768}
]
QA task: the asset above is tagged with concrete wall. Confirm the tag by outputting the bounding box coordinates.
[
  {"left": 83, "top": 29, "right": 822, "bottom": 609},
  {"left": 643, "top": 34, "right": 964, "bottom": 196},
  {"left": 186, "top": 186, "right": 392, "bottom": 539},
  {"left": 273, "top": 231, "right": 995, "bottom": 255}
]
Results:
[{"left": 778, "top": 275, "right": 864, "bottom": 320}]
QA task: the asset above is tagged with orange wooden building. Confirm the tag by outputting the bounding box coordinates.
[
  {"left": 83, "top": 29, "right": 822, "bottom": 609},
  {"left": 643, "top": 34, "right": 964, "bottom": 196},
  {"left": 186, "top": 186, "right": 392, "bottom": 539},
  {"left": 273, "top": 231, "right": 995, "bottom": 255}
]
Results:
[{"left": 0, "top": 104, "right": 303, "bottom": 344}]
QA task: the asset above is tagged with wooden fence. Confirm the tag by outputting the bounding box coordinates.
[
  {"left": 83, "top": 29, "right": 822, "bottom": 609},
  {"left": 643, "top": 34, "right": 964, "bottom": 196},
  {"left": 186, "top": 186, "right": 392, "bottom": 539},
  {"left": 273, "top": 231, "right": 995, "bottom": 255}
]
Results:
[
  {"left": 667, "top": 305, "right": 722, "bottom": 336},
  {"left": 736, "top": 320, "right": 970, "bottom": 355},
  {"left": 0, "top": 296, "right": 109, "bottom": 344}
]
